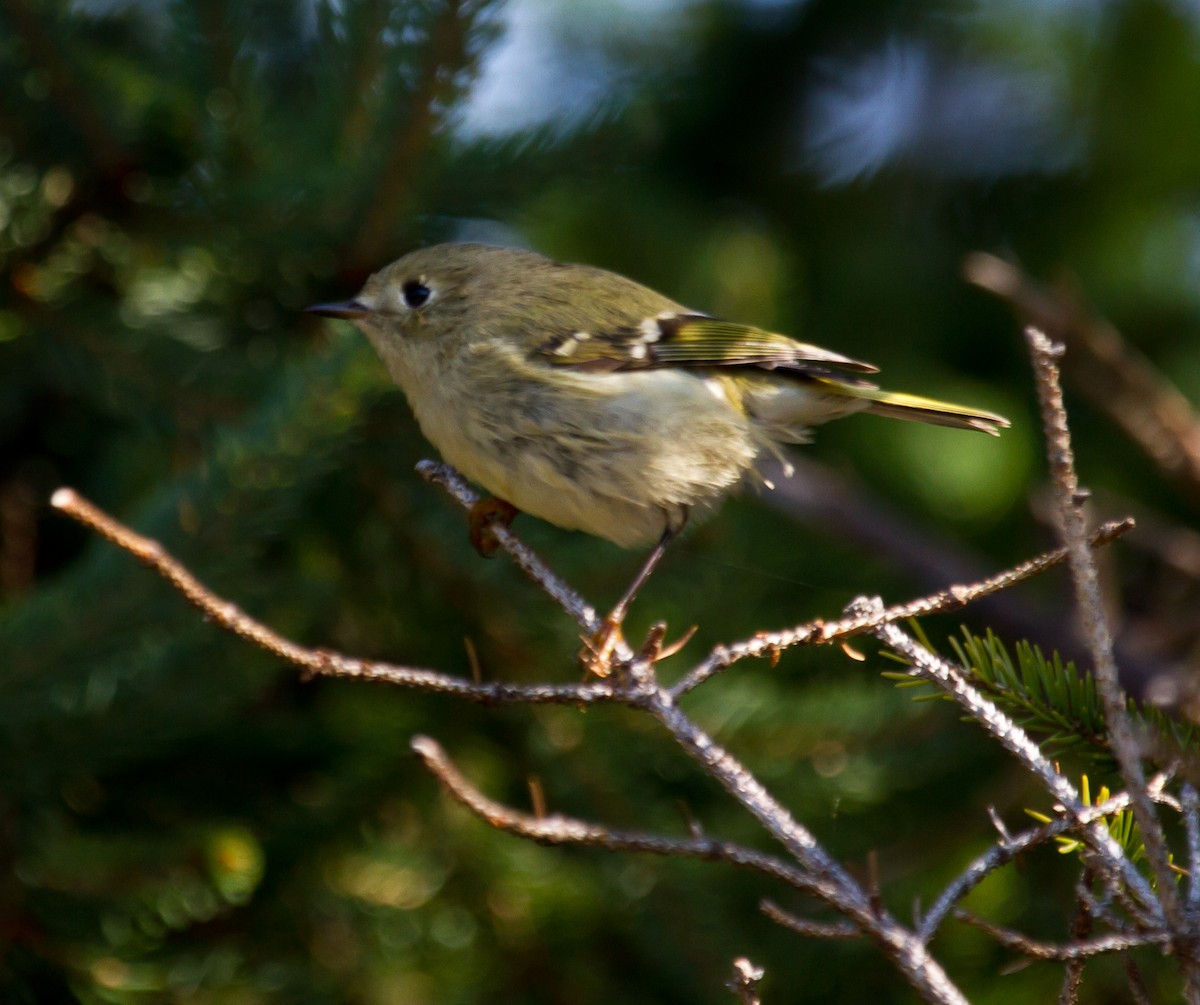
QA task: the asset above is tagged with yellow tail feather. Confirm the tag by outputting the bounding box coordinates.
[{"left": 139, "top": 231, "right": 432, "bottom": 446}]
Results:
[
  {"left": 822, "top": 380, "right": 1010, "bottom": 436},
  {"left": 866, "top": 392, "right": 1008, "bottom": 435}
]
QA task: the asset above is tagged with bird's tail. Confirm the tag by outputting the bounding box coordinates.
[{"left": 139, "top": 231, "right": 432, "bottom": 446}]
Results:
[{"left": 816, "top": 378, "right": 1010, "bottom": 436}]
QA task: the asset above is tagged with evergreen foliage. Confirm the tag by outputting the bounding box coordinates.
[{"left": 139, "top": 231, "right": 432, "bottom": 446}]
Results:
[{"left": 888, "top": 626, "right": 1200, "bottom": 767}]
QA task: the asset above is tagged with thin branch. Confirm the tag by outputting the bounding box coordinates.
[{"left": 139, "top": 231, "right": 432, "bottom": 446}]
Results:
[
  {"left": 954, "top": 911, "right": 1169, "bottom": 961},
  {"left": 672, "top": 519, "right": 1133, "bottom": 698},
  {"left": 918, "top": 782, "right": 1159, "bottom": 942},
  {"left": 415, "top": 729, "right": 966, "bottom": 1004},
  {"left": 410, "top": 735, "right": 838, "bottom": 902},
  {"left": 1125, "top": 954, "right": 1155, "bottom": 1005},
  {"left": 1059, "top": 871, "right": 1096, "bottom": 1005},
  {"left": 757, "top": 454, "right": 1128, "bottom": 669},
  {"left": 635, "top": 686, "right": 968, "bottom": 1005},
  {"left": 1080, "top": 884, "right": 1129, "bottom": 935},
  {"left": 61, "top": 442, "right": 1173, "bottom": 996},
  {"left": 1024, "top": 328, "right": 1187, "bottom": 950},
  {"left": 875, "top": 614, "right": 1161, "bottom": 924},
  {"left": 48, "top": 477, "right": 1151, "bottom": 1000},
  {"left": 636, "top": 688, "right": 859, "bottom": 894},
  {"left": 1185, "top": 784, "right": 1200, "bottom": 911},
  {"left": 53, "top": 483, "right": 973, "bottom": 1003},
  {"left": 761, "top": 900, "right": 860, "bottom": 940},
  {"left": 49, "top": 488, "right": 617, "bottom": 706},
  {"left": 416, "top": 460, "right": 604, "bottom": 637}
]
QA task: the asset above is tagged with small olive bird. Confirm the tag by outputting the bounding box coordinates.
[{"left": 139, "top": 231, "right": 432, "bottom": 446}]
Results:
[{"left": 310, "top": 243, "right": 1007, "bottom": 667}]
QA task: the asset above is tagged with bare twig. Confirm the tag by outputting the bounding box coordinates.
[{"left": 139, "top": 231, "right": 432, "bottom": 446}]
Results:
[
  {"left": 49, "top": 488, "right": 618, "bottom": 707},
  {"left": 409, "top": 734, "right": 840, "bottom": 899},
  {"left": 53, "top": 418, "right": 1172, "bottom": 1001},
  {"left": 1059, "top": 871, "right": 1096, "bottom": 1005},
  {"left": 672, "top": 519, "right": 1133, "bottom": 697},
  {"left": 1185, "top": 784, "right": 1200, "bottom": 911},
  {"left": 416, "top": 461, "right": 603, "bottom": 637},
  {"left": 634, "top": 688, "right": 968, "bottom": 1004},
  {"left": 1024, "top": 328, "right": 1189, "bottom": 957},
  {"left": 757, "top": 454, "right": 1126, "bottom": 667},
  {"left": 954, "top": 911, "right": 1169, "bottom": 961},
  {"left": 918, "top": 782, "right": 1162, "bottom": 942},
  {"left": 1125, "top": 955, "right": 1155, "bottom": 1005},
  {"left": 52, "top": 471, "right": 1160, "bottom": 1000},
  {"left": 761, "top": 900, "right": 859, "bottom": 940},
  {"left": 52, "top": 484, "right": 974, "bottom": 1002},
  {"left": 414, "top": 729, "right": 966, "bottom": 1004},
  {"left": 874, "top": 614, "right": 1160, "bottom": 924},
  {"left": 986, "top": 806, "right": 1012, "bottom": 843}
]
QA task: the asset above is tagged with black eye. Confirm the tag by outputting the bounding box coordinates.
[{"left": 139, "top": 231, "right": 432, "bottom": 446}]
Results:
[{"left": 402, "top": 280, "right": 432, "bottom": 309}]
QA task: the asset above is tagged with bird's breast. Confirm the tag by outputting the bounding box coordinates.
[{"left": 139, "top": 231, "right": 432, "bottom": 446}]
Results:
[{"left": 389, "top": 344, "right": 764, "bottom": 546}]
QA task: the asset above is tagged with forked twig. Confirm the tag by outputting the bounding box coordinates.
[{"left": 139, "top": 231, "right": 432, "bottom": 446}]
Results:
[
  {"left": 954, "top": 910, "right": 1169, "bottom": 961},
  {"left": 673, "top": 518, "right": 1133, "bottom": 697},
  {"left": 917, "top": 779, "right": 1164, "bottom": 942},
  {"left": 761, "top": 901, "right": 859, "bottom": 940},
  {"left": 410, "top": 735, "right": 836, "bottom": 901},
  {"left": 876, "top": 614, "right": 1160, "bottom": 925},
  {"left": 1024, "top": 328, "right": 1186, "bottom": 946},
  {"left": 52, "top": 484, "right": 974, "bottom": 1005}
]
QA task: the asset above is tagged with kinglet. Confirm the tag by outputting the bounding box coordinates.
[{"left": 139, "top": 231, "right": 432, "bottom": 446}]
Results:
[{"left": 309, "top": 243, "right": 1007, "bottom": 661}]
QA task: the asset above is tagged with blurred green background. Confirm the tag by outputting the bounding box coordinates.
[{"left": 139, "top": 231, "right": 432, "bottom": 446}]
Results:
[{"left": 3, "top": 0, "right": 1199, "bottom": 1001}]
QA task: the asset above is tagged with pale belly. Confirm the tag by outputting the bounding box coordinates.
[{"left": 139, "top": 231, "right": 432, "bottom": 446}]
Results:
[{"left": 409, "top": 367, "right": 762, "bottom": 548}]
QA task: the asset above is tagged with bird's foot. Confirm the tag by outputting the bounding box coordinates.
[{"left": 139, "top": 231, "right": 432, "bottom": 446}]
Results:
[
  {"left": 580, "top": 618, "right": 698, "bottom": 677},
  {"left": 468, "top": 498, "right": 519, "bottom": 557},
  {"left": 579, "top": 614, "right": 624, "bottom": 677}
]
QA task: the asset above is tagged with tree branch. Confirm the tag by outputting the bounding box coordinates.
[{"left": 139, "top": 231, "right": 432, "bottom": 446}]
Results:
[
  {"left": 416, "top": 460, "right": 603, "bottom": 637},
  {"left": 48, "top": 488, "right": 616, "bottom": 706},
  {"left": 673, "top": 518, "right": 1133, "bottom": 697},
  {"left": 874, "top": 614, "right": 1161, "bottom": 925},
  {"left": 954, "top": 910, "right": 1168, "bottom": 961},
  {"left": 917, "top": 781, "right": 1163, "bottom": 942},
  {"left": 1023, "top": 327, "right": 1192, "bottom": 967},
  {"left": 411, "top": 734, "right": 835, "bottom": 900},
  {"left": 761, "top": 901, "right": 860, "bottom": 940}
]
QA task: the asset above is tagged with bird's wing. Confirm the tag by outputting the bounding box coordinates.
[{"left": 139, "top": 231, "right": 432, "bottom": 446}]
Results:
[{"left": 535, "top": 314, "right": 879, "bottom": 377}]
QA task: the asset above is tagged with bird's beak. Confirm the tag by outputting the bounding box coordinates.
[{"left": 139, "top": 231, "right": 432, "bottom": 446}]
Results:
[{"left": 306, "top": 300, "right": 371, "bottom": 320}]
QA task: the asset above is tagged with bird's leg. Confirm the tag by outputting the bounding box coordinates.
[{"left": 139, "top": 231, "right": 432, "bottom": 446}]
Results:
[
  {"left": 582, "top": 513, "right": 687, "bottom": 675},
  {"left": 468, "top": 497, "right": 520, "bottom": 557}
]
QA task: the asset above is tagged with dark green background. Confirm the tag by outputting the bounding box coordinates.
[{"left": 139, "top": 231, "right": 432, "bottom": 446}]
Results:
[{"left": 2, "top": 1, "right": 1198, "bottom": 1001}]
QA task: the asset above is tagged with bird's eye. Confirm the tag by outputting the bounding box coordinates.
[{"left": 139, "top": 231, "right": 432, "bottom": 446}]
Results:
[{"left": 402, "top": 280, "right": 432, "bottom": 309}]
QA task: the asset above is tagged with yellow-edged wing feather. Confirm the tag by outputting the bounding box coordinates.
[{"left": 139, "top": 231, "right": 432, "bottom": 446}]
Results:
[
  {"left": 538, "top": 313, "right": 1008, "bottom": 436},
  {"left": 538, "top": 315, "right": 879, "bottom": 375}
]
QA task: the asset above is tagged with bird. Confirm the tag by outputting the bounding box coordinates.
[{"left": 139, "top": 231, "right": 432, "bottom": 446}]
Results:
[{"left": 309, "top": 242, "right": 1008, "bottom": 668}]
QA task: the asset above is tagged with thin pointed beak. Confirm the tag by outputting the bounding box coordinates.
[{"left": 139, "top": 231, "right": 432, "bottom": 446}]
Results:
[{"left": 306, "top": 300, "right": 371, "bottom": 320}]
